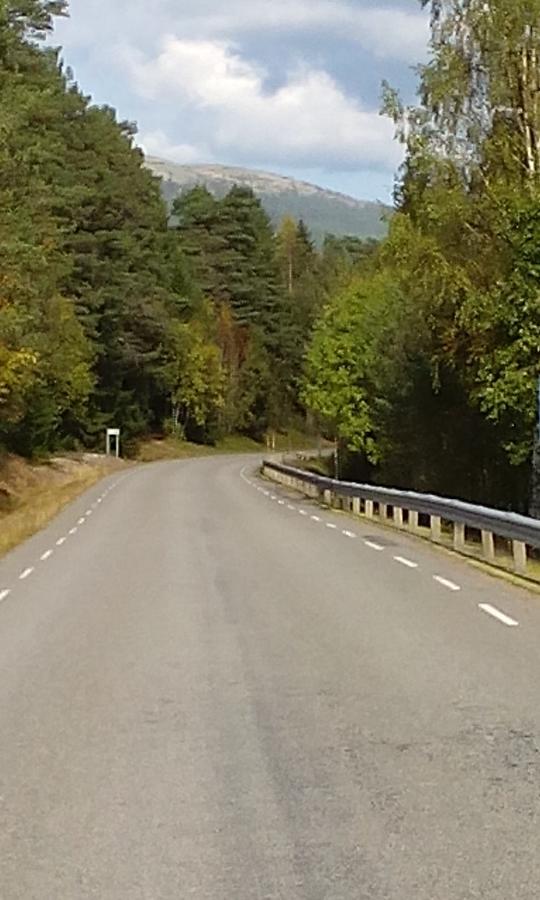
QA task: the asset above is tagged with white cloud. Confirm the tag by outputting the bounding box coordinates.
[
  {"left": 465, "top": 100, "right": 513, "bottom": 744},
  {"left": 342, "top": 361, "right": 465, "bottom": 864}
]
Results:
[
  {"left": 138, "top": 130, "right": 209, "bottom": 164},
  {"left": 124, "top": 38, "right": 402, "bottom": 170},
  {"left": 58, "top": 0, "right": 428, "bottom": 64}
]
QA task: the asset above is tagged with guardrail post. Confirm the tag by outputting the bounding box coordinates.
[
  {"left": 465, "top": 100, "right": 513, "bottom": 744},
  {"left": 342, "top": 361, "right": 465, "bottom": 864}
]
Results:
[
  {"left": 352, "top": 497, "right": 361, "bottom": 516},
  {"left": 365, "top": 500, "right": 374, "bottom": 519},
  {"left": 408, "top": 510, "right": 418, "bottom": 532},
  {"left": 453, "top": 522, "right": 465, "bottom": 552},
  {"left": 393, "top": 506, "right": 403, "bottom": 528},
  {"left": 512, "top": 540, "right": 528, "bottom": 576},
  {"left": 380, "top": 503, "right": 388, "bottom": 521},
  {"left": 481, "top": 530, "right": 495, "bottom": 562},
  {"left": 323, "top": 489, "right": 332, "bottom": 507},
  {"left": 431, "top": 515, "right": 442, "bottom": 542}
]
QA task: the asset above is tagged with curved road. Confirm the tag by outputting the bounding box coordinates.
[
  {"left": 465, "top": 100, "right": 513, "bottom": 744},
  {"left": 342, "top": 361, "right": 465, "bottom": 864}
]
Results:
[{"left": 0, "top": 455, "right": 539, "bottom": 898}]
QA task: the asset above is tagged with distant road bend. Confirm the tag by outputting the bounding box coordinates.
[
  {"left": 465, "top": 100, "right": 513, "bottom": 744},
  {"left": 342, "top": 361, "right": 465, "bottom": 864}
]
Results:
[{"left": 0, "top": 454, "right": 539, "bottom": 899}]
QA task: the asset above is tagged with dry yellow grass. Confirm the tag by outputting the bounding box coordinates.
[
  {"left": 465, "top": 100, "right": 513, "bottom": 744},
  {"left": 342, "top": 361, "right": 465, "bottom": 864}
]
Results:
[{"left": 0, "top": 455, "right": 125, "bottom": 559}]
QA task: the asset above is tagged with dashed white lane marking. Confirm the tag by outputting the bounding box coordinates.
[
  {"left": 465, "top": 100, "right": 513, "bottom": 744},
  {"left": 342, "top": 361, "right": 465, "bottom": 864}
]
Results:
[
  {"left": 19, "top": 568, "right": 34, "bottom": 581},
  {"left": 287, "top": 504, "right": 295, "bottom": 511},
  {"left": 394, "top": 556, "right": 419, "bottom": 569},
  {"left": 78, "top": 517, "right": 86, "bottom": 525},
  {"left": 56, "top": 537, "right": 67, "bottom": 546},
  {"left": 97, "top": 498, "right": 103, "bottom": 503},
  {"left": 298, "top": 510, "right": 308, "bottom": 516},
  {"left": 311, "top": 515, "right": 322, "bottom": 522},
  {"left": 365, "top": 540, "right": 384, "bottom": 552},
  {"left": 434, "top": 575, "right": 461, "bottom": 592},
  {"left": 0, "top": 589, "right": 10, "bottom": 603},
  {"left": 41, "top": 550, "right": 53, "bottom": 561},
  {"left": 479, "top": 604, "right": 519, "bottom": 627},
  {"left": 270, "top": 495, "right": 277, "bottom": 500},
  {"left": 343, "top": 530, "right": 356, "bottom": 538},
  {"left": 326, "top": 523, "right": 338, "bottom": 530},
  {"left": 85, "top": 509, "right": 93, "bottom": 516},
  {"left": 278, "top": 500, "right": 285, "bottom": 506},
  {"left": 69, "top": 527, "right": 78, "bottom": 536}
]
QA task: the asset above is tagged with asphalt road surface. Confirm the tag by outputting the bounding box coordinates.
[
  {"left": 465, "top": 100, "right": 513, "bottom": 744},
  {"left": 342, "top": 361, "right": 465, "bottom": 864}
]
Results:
[{"left": 1, "top": 455, "right": 539, "bottom": 899}]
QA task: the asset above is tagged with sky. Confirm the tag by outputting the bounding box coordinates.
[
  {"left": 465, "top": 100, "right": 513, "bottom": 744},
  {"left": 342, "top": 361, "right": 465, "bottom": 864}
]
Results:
[{"left": 52, "top": 1, "right": 431, "bottom": 202}]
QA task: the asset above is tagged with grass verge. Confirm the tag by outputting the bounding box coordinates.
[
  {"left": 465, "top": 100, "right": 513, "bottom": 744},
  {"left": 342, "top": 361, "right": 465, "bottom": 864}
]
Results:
[
  {"left": 138, "top": 430, "right": 319, "bottom": 463},
  {"left": 0, "top": 455, "right": 124, "bottom": 559}
]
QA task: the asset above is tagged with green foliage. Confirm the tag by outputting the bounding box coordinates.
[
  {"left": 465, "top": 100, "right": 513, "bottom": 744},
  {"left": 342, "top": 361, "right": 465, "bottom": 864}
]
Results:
[
  {"left": 0, "top": 2, "right": 338, "bottom": 457},
  {"left": 302, "top": 0, "right": 540, "bottom": 511}
]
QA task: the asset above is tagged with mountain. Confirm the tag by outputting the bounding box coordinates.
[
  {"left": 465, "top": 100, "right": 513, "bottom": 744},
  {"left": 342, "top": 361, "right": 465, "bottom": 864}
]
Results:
[{"left": 145, "top": 157, "right": 391, "bottom": 245}]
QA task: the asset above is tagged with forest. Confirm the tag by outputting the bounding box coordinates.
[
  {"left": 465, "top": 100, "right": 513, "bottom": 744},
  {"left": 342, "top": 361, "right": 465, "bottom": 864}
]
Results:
[
  {"left": 0, "top": 0, "right": 356, "bottom": 458},
  {"left": 3, "top": 0, "right": 540, "bottom": 514},
  {"left": 304, "top": 0, "right": 540, "bottom": 513}
]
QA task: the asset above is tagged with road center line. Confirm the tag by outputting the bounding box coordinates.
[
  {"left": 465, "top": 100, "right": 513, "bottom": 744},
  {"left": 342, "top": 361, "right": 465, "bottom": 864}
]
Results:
[
  {"left": 479, "top": 603, "right": 519, "bottom": 627},
  {"left": 394, "top": 556, "right": 419, "bottom": 569},
  {"left": 365, "top": 541, "right": 384, "bottom": 551},
  {"left": 434, "top": 575, "right": 461, "bottom": 592},
  {"left": 40, "top": 550, "right": 53, "bottom": 561},
  {"left": 19, "top": 568, "right": 34, "bottom": 581},
  {"left": 0, "top": 589, "right": 11, "bottom": 603}
]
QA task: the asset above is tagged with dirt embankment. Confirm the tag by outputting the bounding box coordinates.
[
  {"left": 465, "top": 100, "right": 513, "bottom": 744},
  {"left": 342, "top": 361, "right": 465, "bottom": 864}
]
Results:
[{"left": 0, "top": 453, "right": 127, "bottom": 558}]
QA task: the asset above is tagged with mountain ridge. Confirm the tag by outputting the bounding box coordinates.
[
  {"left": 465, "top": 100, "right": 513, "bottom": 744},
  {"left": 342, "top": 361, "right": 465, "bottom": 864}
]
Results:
[{"left": 145, "top": 157, "right": 391, "bottom": 245}]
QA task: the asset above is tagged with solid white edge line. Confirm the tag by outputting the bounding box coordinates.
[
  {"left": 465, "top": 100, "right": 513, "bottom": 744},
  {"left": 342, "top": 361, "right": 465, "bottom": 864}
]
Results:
[
  {"left": 40, "top": 550, "right": 53, "bottom": 561},
  {"left": 394, "top": 556, "right": 418, "bottom": 569},
  {"left": 0, "top": 589, "right": 10, "bottom": 602},
  {"left": 434, "top": 575, "right": 461, "bottom": 592},
  {"left": 479, "top": 603, "right": 519, "bottom": 627},
  {"left": 19, "top": 567, "right": 34, "bottom": 581},
  {"left": 365, "top": 541, "right": 384, "bottom": 551}
]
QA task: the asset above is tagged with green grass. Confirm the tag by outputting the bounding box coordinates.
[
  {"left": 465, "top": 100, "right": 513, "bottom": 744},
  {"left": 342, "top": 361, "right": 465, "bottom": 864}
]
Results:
[{"left": 137, "top": 431, "right": 318, "bottom": 463}]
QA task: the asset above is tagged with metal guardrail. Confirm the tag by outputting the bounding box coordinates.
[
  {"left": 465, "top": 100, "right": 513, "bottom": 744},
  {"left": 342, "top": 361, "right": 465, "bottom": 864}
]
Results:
[{"left": 262, "top": 459, "right": 540, "bottom": 577}]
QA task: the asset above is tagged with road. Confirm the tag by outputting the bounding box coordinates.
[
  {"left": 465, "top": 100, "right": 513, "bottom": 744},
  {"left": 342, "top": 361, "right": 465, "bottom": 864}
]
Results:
[{"left": 0, "top": 454, "right": 539, "bottom": 899}]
